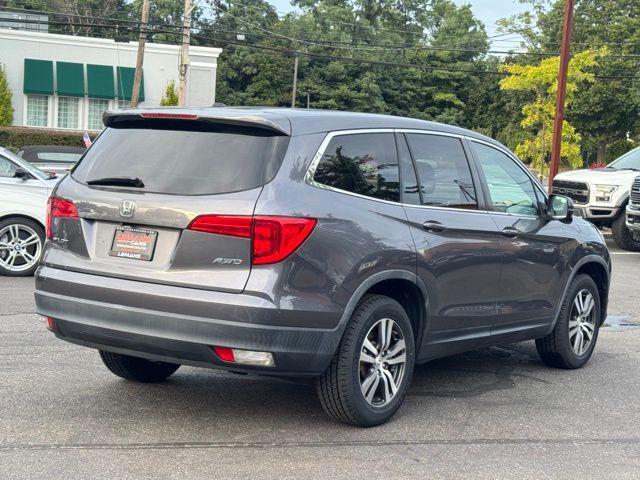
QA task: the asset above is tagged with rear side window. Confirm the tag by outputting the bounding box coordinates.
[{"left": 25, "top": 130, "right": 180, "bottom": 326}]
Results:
[
  {"left": 406, "top": 134, "right": 478, "bottom": 209},
  {"left": 313, "top": 133, "right": 400, "bottom": 202},
  {"left": 72, "top": 121, "right": 290, "bottom": 195}
]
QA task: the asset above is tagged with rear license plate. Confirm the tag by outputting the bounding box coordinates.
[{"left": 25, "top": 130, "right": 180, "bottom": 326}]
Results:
[{"left": 109, "top": 227, "right": 158, "bottom": 261}]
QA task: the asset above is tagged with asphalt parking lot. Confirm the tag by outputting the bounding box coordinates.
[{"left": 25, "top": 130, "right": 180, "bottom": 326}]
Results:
[{"left": 1, "top": 238, "right": 639, "bottom": 479}]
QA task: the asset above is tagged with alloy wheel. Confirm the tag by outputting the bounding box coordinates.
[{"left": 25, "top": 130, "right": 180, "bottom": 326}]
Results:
[
  {"left": 569, "top": 289, "right": 597, "bottom": 356},
  {"left": 359, "top": 317, "right": 407, "bottom": 407},
  {"left": 0, "top": 224, "right": 42, "bottom": 273}
]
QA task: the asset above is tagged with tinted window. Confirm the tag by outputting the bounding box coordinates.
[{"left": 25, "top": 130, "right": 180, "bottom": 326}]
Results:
[
  {"left": 72, "top": 121, "right": 290, "bottom": 195},
  {"left": 313, "top": 133, "right": 400, "bottom": 202},
  {"left": 406, "top": 134, "right": 478, "bottom": 209},
  {"left": 472, "top": 142, "right": 539, "bottom": 216}
]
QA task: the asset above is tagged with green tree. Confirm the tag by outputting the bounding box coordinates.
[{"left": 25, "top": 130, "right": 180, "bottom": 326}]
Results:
[
  {"left": 501, "top": 0, "right": 640, "bottom": 163},
  {"left": 160, "top": 79, "right": 179, "bottom": 106},
  {"left": 499, "top": 49, "right": 604, "bottom": 171},
  {"left": 213, "top": 0, "right": 490, "bottom": 120},
  {"left": 0, "top": 66, "right": 13, "bottom": 126}
]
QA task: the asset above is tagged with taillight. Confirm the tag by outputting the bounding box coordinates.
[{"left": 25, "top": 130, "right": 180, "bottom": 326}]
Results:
[
  {"left": 46, "top": 197, "right": 79, "bottom": 239},
  {"left": 187, "top": 215, "right": 317, "bottom": 265},
  {"left": 188, "top": 215, "right": 251, "bottom": 238},
  {"left": 252, "top": 216, "right": 317, "bottom": 265}
]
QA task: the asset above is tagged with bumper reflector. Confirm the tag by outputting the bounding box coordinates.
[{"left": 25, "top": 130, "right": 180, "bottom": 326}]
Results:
[
  {"left": 212, "top": 346, "right": 275, "bottom": 367},
  {"left": 43, "top": 316, "right": 55, "bottom": 330}
]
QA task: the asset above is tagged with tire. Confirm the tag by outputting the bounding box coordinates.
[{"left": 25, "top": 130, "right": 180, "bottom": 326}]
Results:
[
  {"left": 612, "top": 214, "right": 640, "bottom": 251},
  {"left": 317, "top": 294, "right": 415, "bottom": 427},
  {"left": 536, "top": 274, "right": 601, "bottom": 369},
  {"left": 0, "top": 217, "right": 44, "bottom": 277},
  {"left": 99, "top": 350, "right": 180, "bottom": 383}
]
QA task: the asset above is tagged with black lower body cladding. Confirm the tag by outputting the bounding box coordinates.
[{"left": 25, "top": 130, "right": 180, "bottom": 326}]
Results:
[{"left": 35, "top": 266, "right": 348, "bottom": 376}]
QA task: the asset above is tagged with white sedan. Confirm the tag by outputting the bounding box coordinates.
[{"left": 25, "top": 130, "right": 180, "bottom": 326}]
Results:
[{"left": 0, "top": 146, "right": 58, "bottom": 276}]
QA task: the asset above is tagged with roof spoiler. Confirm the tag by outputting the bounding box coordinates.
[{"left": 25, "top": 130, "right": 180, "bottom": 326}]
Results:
[{"left": 102, "top": 109, "right": 291, "bottom": 135}]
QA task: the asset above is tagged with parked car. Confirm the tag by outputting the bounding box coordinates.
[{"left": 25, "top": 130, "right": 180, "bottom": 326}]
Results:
[
  {"left": 625, "top": 175, "right": 640, "bottom": 239},
  {"left": 17, "top": 145, "right": 85, "bottom": 177},
  {"left": 552, "top": 147, "right": 640, "bottom": 251},
  {"left": 35, "top": 108, "right": 611, "bottom": 426},
  {"left": 0, "top": 146, "right": 58, "bottom": 276}
]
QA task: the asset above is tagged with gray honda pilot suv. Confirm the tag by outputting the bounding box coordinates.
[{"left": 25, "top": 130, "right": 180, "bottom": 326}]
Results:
[{"left": 35, "top": 108, "right": 611, "bottom": 426}]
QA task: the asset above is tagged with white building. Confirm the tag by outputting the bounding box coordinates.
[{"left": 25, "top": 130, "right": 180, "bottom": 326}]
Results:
[{"left": 0, "top": 28, "right": 222, "bottom": 131}]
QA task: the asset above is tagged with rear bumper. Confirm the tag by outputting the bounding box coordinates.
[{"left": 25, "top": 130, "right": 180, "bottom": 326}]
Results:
[{"left": 35, "top": 266, "right": 346, "bottom": 376}]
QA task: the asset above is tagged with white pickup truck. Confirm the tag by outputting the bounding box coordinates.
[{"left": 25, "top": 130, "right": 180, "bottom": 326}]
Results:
[{"left": 552, "top": 147, "right": 640, "bottom": 251}]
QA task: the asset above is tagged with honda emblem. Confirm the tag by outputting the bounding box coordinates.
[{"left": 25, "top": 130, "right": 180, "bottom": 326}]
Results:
[{"left": 119, "top": 200, "right": 136, "bottom": 218}]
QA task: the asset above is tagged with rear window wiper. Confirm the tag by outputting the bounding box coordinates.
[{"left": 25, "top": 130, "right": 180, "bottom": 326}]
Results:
[{"left": 86, "top": 176, "right": 145, "bottom": 188}]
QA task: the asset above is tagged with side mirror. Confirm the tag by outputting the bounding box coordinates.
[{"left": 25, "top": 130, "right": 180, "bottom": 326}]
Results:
[
  {"left": 13, "top": 168, "right": 30, "bottom": 181},
  {"left": 547, "top": 194, "right": 574, "bottom": 222}
]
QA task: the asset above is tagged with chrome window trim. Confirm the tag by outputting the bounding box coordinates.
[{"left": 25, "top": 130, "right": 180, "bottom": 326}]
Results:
[{"left": 304, "top": 128, "right": 499, "bottom": 215}]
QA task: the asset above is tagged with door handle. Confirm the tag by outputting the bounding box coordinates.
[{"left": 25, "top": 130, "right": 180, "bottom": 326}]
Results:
[
  {"left": 422, "top": 221, "right": 446, "bottom": 233},
  {"left": 501, "top": 226, "right": 520, "bottom": 237}
]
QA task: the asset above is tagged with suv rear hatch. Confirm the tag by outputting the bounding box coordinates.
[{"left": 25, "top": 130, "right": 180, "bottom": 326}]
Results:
[{"left": 45, "top": 114, "right": 290, "bottom": 293}]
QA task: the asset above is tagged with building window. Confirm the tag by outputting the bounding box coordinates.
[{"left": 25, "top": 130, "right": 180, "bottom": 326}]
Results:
[
  {"left": 87, "top": 99, "right": 109, "bottom": 131},
  {"left": 25, "top": 94, "right": 49, "bottom": 127},
  {"left": 57, "top": 96, "right": 80, "bottom": 129},
  {"left": 117, "top": 99, "right": 129, "bottom": 109}
]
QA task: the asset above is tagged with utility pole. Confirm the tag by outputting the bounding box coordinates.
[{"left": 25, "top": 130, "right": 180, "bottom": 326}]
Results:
[
  {"left": 291, "top": 54, "right": 299, "bottom": 108},
  {"left": 548, "top": 0, "right": 574, "bottom": 192},
  {"left": 178, "top": 0, "right": 193, "bottom": 107},
  {"left": 131, "top": 0, "right": 149, "bottom": 108}
]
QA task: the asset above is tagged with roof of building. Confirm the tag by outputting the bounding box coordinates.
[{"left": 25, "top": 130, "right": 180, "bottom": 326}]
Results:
[{"left": 103, "top": 106, "right": 502, "bottom": 147}]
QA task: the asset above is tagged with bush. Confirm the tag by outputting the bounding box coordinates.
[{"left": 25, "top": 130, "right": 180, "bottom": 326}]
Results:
[
  {"left": 0, "top": 66, "right": 13, "bottom": 126},
  {"left": 0, "top": 126, "right": 97, "bottom": 152},
  {"left": 160, "top": 80, "right": 179, "bottom": 106}
]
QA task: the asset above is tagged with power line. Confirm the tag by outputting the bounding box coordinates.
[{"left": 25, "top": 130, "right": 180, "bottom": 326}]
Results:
[
  {"left": 3, "top": 13, "right": 640, "bottom": 80},
  {"left": 5, "top": 17, "right": 640, "bottom": 81},
  {"left": 4, "top": 11, "right": 640, "bottom": 62}
]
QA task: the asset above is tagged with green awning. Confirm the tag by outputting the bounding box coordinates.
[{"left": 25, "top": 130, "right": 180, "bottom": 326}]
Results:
[
  {"left": 87, "top": 64, "right": 115, "bottom": 99},
  {"left": 116, "top": 66, "right": 144, "bottom": 102},
  {"left": 56, "top": 61, "right": 84, "bottom": 97},
  {"left": 23, "top": 59, "right": 54, "bottom": 95}
]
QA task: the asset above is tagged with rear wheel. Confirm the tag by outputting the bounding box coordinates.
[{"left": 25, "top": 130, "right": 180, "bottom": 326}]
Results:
[
  {"left": 536, "top": 274, "right": 601, "bottom": 369},
  {"left": 317, "top": 294, "right": 415, "bottom": 427},
  {"left": 612, "top": 214, "right": 640, "bottom": 251},
  {"left": 0, "top": 217, "right": 44, "bottom": 277},
  {"left": 99, "top": 351, "right": 180, "bottom": 382}
]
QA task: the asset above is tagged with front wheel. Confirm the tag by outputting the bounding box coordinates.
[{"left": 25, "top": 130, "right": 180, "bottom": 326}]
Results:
[
  {"left": 536, "top": 274, "right": 601, "bottom": 369},
  {"left": 317, "top": 294, "right": 415, "bottom": 427},
  {"left": 612, "top": 214, "right": 640, "bottom": 251}
]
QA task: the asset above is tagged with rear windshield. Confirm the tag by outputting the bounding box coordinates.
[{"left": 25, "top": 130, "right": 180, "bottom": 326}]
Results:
[
  {"left": 72, "top": 121, "right": 290, "bottom": 195},
  {"left": 35, "top": 152, "right": 83, "bottom": 163}
]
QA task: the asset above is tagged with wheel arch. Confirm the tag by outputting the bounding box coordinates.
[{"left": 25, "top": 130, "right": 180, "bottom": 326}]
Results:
[
  {"left": 336, "top": 270, "right": 429, "bottom": 357},
  {"left": 553, "top": 255, "right": 610, "bottom": 329},
  {"left": 0, "top": 213, "right": 46, "bottom": 232}
]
